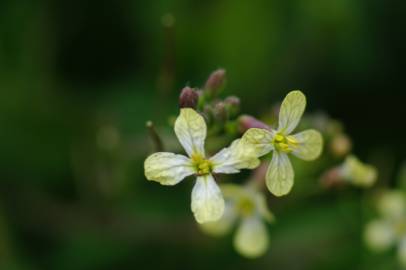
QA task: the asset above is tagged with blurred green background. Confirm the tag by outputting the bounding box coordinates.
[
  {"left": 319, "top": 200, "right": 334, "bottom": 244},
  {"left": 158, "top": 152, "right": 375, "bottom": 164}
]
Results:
[{"left": 1, "top": 0, "right": 405, "bottom": 269}]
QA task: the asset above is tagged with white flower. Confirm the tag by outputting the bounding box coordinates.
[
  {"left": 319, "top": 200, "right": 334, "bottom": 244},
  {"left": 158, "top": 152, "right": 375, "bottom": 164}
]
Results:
[
  {"left": 339, "top": 155, "right": 377, "bottom": 187},
  {"left": 144, "top": 108, "right": 260, "bottom": 223},
  {"left": 200, "top": 184, "right": 274, "bottom": 258},
  {"left": 242, "top": 90, "right": 323, "bottom": 196},
  {"left": 364, "top": 190, "right": 406, "bottom": 266}
]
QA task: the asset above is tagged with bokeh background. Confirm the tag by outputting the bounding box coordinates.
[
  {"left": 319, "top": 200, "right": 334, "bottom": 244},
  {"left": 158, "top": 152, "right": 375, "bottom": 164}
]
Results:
[{"left": 1, "top": 0, "right": 406, "bottom": 269}]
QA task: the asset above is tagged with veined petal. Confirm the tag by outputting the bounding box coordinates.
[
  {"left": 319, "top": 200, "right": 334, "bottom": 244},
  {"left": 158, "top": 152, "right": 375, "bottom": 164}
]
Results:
[
  {"left": 199, "top": 201, "right": 237, "bottom": 236},
  {"left": 234, "top": 217, "right": 269, "bottom": 258},
  {"left": 191, "top": 174, "right": 225, "bottom": 224},
  {"left": 144, "top": 152, "right": 194, "bottom": 185},
  {"left": 210, "top": 139, "right": 260, "bottom": 174},
  {"left": 364, "top": 219, "right": 395, "bottom": 251},
  {"left": 241, "top": 128, "right": 274, "bottom": 157},
  {"left": 290, "top": 129, "right": 323, "bottom": 161},
  {"left": 278, "top": 90, "right": 306, "bottom": 134},
  {"left": 174, "top": 108, "right": 207, "bottom": 157},
  {"left": 266, "top": 152, "right": 294, "bottom": 196}
]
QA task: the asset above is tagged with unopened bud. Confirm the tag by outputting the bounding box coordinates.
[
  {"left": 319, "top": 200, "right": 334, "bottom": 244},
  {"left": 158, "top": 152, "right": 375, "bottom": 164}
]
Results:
[
  {"left": 212, "top": 101, "right": 227, "bottom": 123},
  {"left": 179, "top": 86, "right": 199, "bottom": 109},
  {"left": 320, "top": 167, "right": 344, "bottom": 189},
  {"left": 238, "top": 115, "right": 271, "bottom": 133},
  {"left": 330, "top": 133, "right": 352, "bottom": 157},
  {"left": 204, "top": 69, "right": 226, "bottom": 97},
  {"left": 224, "top": 96, "right": 240, "bottom": 118}
]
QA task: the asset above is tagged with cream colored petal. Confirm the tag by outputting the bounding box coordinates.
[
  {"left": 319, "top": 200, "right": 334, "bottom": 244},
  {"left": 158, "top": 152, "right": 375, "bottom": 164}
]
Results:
[
  {"left": 278, "top": 90, "right": 306, "bottom": 134},
  {"left": 290, "top": 129, "right": 323, "bottom": 161},
  {"left": 191, "top": 174, "right": 225, "bottom": 224},
  {"left": 377, "top": 190, "right": 406, "bottom": 220},
  {"left": 364, "top": 219, "right": 395, "bottom": 251},
  {"left": 144, "top": 152, "right": 194, "bottom": 185},
  {"left": 199, "top": 201, "right": 237, "bottom": 236},
  {"left": 174, "top": 108, "right": 207, "bottom": 156},
  {"left": 241, "top": 128, "right": 275, "bottom": 157},
  {"left": 266, "top": 152, "right": 294, "bottom": 196},
  {"left": 210, "top": 139, "right": 260, "bottom": 174},
  {"left": 398, "top": 238, "right": 406, "bottom": 266},
  {"left": 234, "top": 217, "right": 269, "bottom": 258}
]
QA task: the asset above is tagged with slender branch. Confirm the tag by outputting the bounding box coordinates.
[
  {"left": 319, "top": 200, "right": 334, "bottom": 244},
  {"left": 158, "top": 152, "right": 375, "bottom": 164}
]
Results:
[{"left": 146, "top": 121, "right": 164, "bottom": 152}]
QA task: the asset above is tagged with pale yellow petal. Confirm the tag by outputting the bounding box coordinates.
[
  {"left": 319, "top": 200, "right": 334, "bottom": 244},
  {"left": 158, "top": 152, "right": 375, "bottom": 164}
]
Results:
[
  {"left": 234, "top": 217, "right": 269, "bottom": 258},
  {"left": 210, "top": 139, "right": 260, "bottom": 174},
  {"left": 199, "top": 201, "right": 237, "bottom": 236},
  {"left": 364, "top": 219, "right": 395, "bottom": 251},
  {"left": 144, "top": 152, "right": 194, "bottom": 185},
  {"left": 241, "top": 128, "right": 274, "bottom": 157},
  {"left": 174, "top": 108, "right": 207, "bottom": 156},
  {"left": 290, "top": 129, "right": 323, "bottom": 161},
  {"left": 191, "top": 174, "right": 225, "bottom": 224},
  {"left": 278, "top": 90, "right": 306, "bottom": 134},
  {"left": 266, "top": 152, "right": 294, "bottom": 196}
]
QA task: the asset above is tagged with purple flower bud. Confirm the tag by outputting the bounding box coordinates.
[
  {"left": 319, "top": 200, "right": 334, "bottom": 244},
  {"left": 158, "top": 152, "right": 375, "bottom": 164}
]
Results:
[
  {"left": 224, "top": 96, "right": 240, "bottom": 118},
  {"left": 212, "top": 101, "right": 227, "bottom": 123},
  {"left": 238, "top": 115, "right": 271, "bottom": 133},
  {"left": 204, "top": 69, "right": 226, "bottom": 97},
  {"left": 179, "top": 86, "right": 199, "bottom": 109}
]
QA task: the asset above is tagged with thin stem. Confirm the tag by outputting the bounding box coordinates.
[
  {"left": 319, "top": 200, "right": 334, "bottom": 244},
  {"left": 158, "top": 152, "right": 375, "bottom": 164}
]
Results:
[{"left": 146, "top": 121, "right": 164, "bottom": 152}]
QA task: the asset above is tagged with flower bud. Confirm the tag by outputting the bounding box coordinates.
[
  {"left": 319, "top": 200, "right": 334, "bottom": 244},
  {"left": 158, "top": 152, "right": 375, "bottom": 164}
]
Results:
[
  {"left": 330, "top": 133, "right": 352, "bottom": 157},
  {"left": 238, "top": 115, "right": 271, "bottom": 133},
  {"left": 179, "top": 86, "right": 199, "bottom": 109},
  {"left": 224, "top": 96, "right": 240, "bottom": 118},
  {"left": 212, "top": 101, "right": 227, "bottom": 123},
  {"left": 204, "top": 69, "right": 226, "bottom": 97}
]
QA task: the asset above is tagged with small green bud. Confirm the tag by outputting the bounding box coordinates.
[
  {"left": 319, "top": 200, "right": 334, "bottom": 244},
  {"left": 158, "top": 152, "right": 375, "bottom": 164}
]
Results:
[
  {"left": 179, "top": 86, "right": 199, "bottom": 109},
  {"left": 204, "top": 69, "right": 226, "bottom": 97},
  {"left": 212, "top": 101, "right": 227, "bottom": 123}
]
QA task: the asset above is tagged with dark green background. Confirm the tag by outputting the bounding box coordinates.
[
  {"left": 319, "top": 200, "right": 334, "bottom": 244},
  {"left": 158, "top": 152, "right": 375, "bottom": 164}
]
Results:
[{"left": 0, "top": 0, "right": 405, "bottom": 269}]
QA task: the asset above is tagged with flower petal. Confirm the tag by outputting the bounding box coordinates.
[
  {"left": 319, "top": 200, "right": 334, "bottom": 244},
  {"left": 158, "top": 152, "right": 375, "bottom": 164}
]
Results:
[
  {"left": 290, "top": 129, "right": 323, "bottom": 161},
  {"left": 199, "top": 201, "right": 237, "bottom": 236},
  {"left": 210, "top": 139, "right": 260, "bottom": 174},
  {"left": 174, "top": 108, "right": 207, "bottom": 156},
  {"left": 191, "top": 174, "right": 225, "bottom": 224},
  {"left": 278, "top": 90, "right": 306, "bottom": 134},
  {"left": 144, "top": 152, "right": 194, "bottom": 185},
  {"left": 364, "top": 219, "right": 395, "bottom": 251},
  {"left": 234, "top": 217, "right": 269, "bottom": 258},
  {"left": 340, "top": 155, "right": 378, "bottom": 188},
  {"left": 241, "top": 128, "right": 274, "bottom": 157},
  {"left": 266, "top": 151, "right": 294, "bottom": 196}
]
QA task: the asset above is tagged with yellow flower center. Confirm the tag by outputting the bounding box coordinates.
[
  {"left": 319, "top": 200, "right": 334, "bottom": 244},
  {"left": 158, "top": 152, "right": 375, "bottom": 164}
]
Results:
[
  {"left": 272, "top": 133, "right": 298, "bottom": 153},
  {"left": 237, "top": 197, "right": 255, "bottom": 217},
  {"left": 191, "top": 153, "right": 213, "bottom": 176}
]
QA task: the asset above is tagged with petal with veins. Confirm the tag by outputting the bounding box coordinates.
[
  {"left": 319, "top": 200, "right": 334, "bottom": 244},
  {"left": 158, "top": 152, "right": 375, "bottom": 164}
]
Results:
[
  {"left": 278, "top": 90, "right": 306, "bottom": 134},
  {"left": 210, "top": 139, "right": 260, "bottom": 174},
  {"left": 174, "top": 108, "right": 207, "bottom": 157},
  {"left": 266, "top": 151, "right": 294, "bottom": 196},
  {"left": 191, "top": 174, "right": 225, "bottom": 224},
  {"left": 144, "top": 152, "right": 194, "bottom": 185},
  {"left": 290, "top": 129, "right": 323, "bottom": 161}
]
